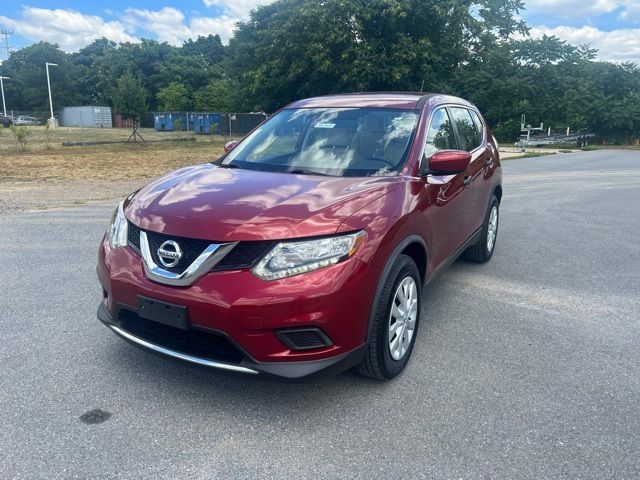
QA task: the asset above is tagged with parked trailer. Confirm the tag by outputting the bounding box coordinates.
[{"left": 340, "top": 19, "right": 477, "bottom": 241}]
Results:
[{"left": 516, "top": 133, "right": 595, "bottom": 147}]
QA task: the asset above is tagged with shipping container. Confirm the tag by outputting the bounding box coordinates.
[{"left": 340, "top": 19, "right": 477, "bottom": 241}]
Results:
[{"left": 60, "top": 106, "right": 112, "bottom": 128}]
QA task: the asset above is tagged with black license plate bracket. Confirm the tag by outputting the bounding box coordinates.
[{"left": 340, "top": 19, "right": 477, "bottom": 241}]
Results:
[{"left": 137, "top": 296, "right": 189, "bottom": 330}]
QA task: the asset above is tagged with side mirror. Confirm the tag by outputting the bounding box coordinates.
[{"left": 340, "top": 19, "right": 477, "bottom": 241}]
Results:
[
  {"left": 423, "top": 150, "right": 471, "bottom": 175},
  {"left": 224, "top": 140, "right": 240, "bottom": 153}
]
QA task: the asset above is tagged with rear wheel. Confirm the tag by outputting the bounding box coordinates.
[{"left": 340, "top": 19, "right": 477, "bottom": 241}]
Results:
[
  {"left": 464, "top": 194, "right": 499, "bottom": 263},
  {"left": 358, "top": 254, "right": 421, "bottom": 380}
]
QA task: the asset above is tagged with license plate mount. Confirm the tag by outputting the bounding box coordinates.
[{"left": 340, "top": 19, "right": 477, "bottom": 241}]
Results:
[{"left": 137, "top": 296, "right": 189, "bottom": 330}]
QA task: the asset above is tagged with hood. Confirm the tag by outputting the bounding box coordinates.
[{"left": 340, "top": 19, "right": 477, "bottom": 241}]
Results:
[{"left": 126, "top": 164, "right": 399, "bottom": 241}]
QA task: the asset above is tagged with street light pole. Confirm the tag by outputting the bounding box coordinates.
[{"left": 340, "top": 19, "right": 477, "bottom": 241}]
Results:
[
  {"left": 45, "top": 62, "right": 58, "bottom": 125},
  {"left": 0, "top": 76, "right": 8, "bottom": 117}
]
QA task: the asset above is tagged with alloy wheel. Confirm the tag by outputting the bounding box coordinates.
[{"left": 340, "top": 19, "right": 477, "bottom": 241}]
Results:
[
  {"left": 487, "top": 205, "right": 498, "bottom": 253},
  {"left": 388, "top": 276, "right": 418, "bottom": 361}
]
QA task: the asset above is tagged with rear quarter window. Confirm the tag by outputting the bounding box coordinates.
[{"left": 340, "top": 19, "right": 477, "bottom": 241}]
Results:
[
  {"left": 469, "top": 110, "right": 485, "bottom": 142},
  {"left": 450, "top": 108, "right": 482, "bottom": 152}
]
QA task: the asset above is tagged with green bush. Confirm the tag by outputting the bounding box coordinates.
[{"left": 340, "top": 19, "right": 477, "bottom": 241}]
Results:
[
  {"left": 44, "top": 122, "right": 52, "bottom": 149},
  {"left": 173, "top": 118, "right": 183, "bottom": 139},
  {"left": 10, "top": 125, "right": 30, "bottom": 151}
]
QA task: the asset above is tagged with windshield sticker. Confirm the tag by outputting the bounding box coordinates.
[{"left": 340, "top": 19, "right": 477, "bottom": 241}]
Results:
[{"left": 314, "top": 122, "right": 336, "bottom": 129}]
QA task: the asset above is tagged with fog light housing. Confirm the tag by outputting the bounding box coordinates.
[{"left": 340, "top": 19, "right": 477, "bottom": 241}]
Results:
[{"left": 275, "top": 328, "right": 333, "bottom": 351}]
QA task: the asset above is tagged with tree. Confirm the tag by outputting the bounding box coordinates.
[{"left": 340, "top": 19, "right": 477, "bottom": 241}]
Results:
[
  {"left": 0, "top": 42, "right": 87, "bottom": 112},
  {"left": 72, "top": 38, "right": 118, "bottom": 105},
  {"left": 227, "top": 0, "right": 528, "bottom": 111},
  {"left": 111, "top": 73, "right": 148, "bottom": 120},
  {"left": 156, "top": 82, "right": 190, "bottom": 111},
  {"left": 181, "top": 35, "right": 226, "bottom": 66},
  {"left": 110, "top": 73, "right": 148, "bottom": 142},
  {"left": 193, "top": 79, "right": 233, "bottom": 112}
]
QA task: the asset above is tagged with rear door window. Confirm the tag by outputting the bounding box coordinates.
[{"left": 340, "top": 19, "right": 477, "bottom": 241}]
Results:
[{"left": 449, "top": 107, "right": 482, "bottom": 152}]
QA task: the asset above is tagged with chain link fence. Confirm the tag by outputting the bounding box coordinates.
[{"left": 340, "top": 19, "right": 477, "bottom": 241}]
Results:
[
  {"left": 149, "top": 112, "right": 268, "bottom": 137},
  {"left": 4, "top": 110, "right": 268, "bottom": 137}
]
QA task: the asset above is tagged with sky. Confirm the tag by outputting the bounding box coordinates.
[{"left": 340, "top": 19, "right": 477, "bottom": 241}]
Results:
[{"left": 0, "top": 0, "right": 639, "bottom": 64}]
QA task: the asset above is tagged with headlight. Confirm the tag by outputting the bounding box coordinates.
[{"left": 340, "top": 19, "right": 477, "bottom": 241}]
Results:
[
  {"left": 107, "top": 201, "right": 128, "bottom": 249},
  {"left": 252, "top": 231, "right": 365, "bottom": 281}
]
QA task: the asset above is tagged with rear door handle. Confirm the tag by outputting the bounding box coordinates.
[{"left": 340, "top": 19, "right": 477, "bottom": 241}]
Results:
[
  {"left": 463, "top": 175, "right": 472, "bottom": 187},
  {"left": 486, "top": 157, "right": 494, "bottom": 167}
]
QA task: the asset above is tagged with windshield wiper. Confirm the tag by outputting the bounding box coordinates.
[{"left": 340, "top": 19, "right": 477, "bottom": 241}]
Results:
[
  {"left": 218, "top": 162, "right": 240, "bottom": 169},
  {"left": 288, "top": 169, "right": 330, "bottom": 176}
]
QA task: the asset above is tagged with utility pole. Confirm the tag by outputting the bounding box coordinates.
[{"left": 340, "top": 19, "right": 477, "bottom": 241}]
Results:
[
  {"left": 0, "top": 76, "right": 8, "bottom": 116},
  {"left": 0, "top": 30, "right": 13, "bottom": 61},
  {"left": 46, "top": 62, "right": 58, "bottom": 127}
]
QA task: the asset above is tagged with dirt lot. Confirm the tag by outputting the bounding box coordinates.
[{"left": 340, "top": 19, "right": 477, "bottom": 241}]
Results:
[{"left": 0, "top": 127, "right": 227, "bottom": 215}]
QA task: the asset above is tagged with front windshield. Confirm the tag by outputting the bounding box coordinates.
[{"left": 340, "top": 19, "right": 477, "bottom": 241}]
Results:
[{"left": 221, "top": 108, "right": 419, "bottom": 177}]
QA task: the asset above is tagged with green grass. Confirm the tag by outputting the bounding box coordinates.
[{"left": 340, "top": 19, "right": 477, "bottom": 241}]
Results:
[
  {"left": 0, "top": 126, "right": 229, "bottom": 181},
  {"left": 504, "top": 152, "right": 557, "bottom": 160}
]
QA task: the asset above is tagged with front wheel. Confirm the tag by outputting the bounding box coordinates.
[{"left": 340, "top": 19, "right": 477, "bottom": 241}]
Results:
[
  {"left": 358, "top": 254, "right": 421, "bottom": 380},
  {"left": 464, "top": 195, "right": 499, "bottom": 263}
]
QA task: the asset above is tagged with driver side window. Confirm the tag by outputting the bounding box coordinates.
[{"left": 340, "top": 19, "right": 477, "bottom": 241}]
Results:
[{"left": 424, "top": 108, "right": 456, "bottom": 158}]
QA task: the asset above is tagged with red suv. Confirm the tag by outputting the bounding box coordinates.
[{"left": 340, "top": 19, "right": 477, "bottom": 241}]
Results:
[{"left": 97, "top": 93, "right": 502, "bottom": 380}]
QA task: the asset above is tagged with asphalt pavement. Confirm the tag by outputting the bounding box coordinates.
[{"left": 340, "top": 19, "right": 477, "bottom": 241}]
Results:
[{"left": 1, "top": 150, "right": 639, "bottom": 479}]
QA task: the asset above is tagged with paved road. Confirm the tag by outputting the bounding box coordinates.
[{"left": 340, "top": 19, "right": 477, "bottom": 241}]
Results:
[{"left": 1, "top": 151, "right": 639, "bottom": 479}]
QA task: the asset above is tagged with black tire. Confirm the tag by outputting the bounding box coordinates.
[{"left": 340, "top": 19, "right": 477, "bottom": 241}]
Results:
[
  {"left": 464, "top": 194, "right": 499, "bottom": 263},
  {"left": 358, "top": 254, "right": 421, "bottom": 380}
]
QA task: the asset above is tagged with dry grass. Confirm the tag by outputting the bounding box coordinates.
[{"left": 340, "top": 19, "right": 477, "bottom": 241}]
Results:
[{"left": 0, "top": 126, "right": 228, "bottom": 181}]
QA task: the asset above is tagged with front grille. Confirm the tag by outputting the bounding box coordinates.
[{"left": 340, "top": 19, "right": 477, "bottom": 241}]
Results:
[
  {"left": 118, "top": 309, "right": 244, "bottom": 363},
  {"left": 127, "top": 221, "right": 273, "bottom": 273},
  {"left": 212, "top": 241, "right": 274, "bottom": 271}
]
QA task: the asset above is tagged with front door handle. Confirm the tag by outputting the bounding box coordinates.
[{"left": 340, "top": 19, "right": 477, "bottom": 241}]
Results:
[{"left": 463, "top": 175, "right": 472, "bottom": 188}]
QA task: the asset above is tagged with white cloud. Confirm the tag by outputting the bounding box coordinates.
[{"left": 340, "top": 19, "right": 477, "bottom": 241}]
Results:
[
  {"left": 123, "top": 7, "right": 190, "bottom": 45},
  {"left": 618, "top": 0, "right": 640, "bottom": 19},
  {"left": 523, "top": 0, "right": 640, "bottom": 19},
  {"left": 189, "top": 16, "right": 237, "bottom": 42},
  {"left": 0, "top": 5, "right": 241, "bottom": 52},
  {"left": 202, "top": 0, "right": 276, "bottom": 18},
  {"left": 0, "top": 6, "right": 137, "bottom": 52},
  {"left": 530, "top": 25, "right": 640, "bottom": 64},
  {"left": 123, "top": 7, "right": 237, "bottom": 45}
]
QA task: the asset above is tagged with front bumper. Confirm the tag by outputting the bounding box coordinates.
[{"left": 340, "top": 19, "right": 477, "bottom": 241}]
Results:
[
  {"left": 98, "top": 303, "right": 366, "bottom": 380},
  {"left": 97, "top": 236, "right": 378, "bottom": 380}
]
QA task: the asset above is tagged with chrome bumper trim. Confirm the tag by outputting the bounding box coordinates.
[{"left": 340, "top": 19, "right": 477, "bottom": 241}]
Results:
[{"left": 108, "top": 324, "right": 259, "bottom": 375}]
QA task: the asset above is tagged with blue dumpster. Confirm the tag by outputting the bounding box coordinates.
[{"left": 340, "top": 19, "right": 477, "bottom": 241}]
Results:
[
  {"left": 172, "top": 112, "right": 189, "bottom": 131},
  {"left": 154, "top": 112, "right": 194, "bottom": 131},
  {"left": 194, "top": 113, "right": 222, "bottom": 135},
  {"left": 154, "top": 113, "right": 175, "bottom": 131}
]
